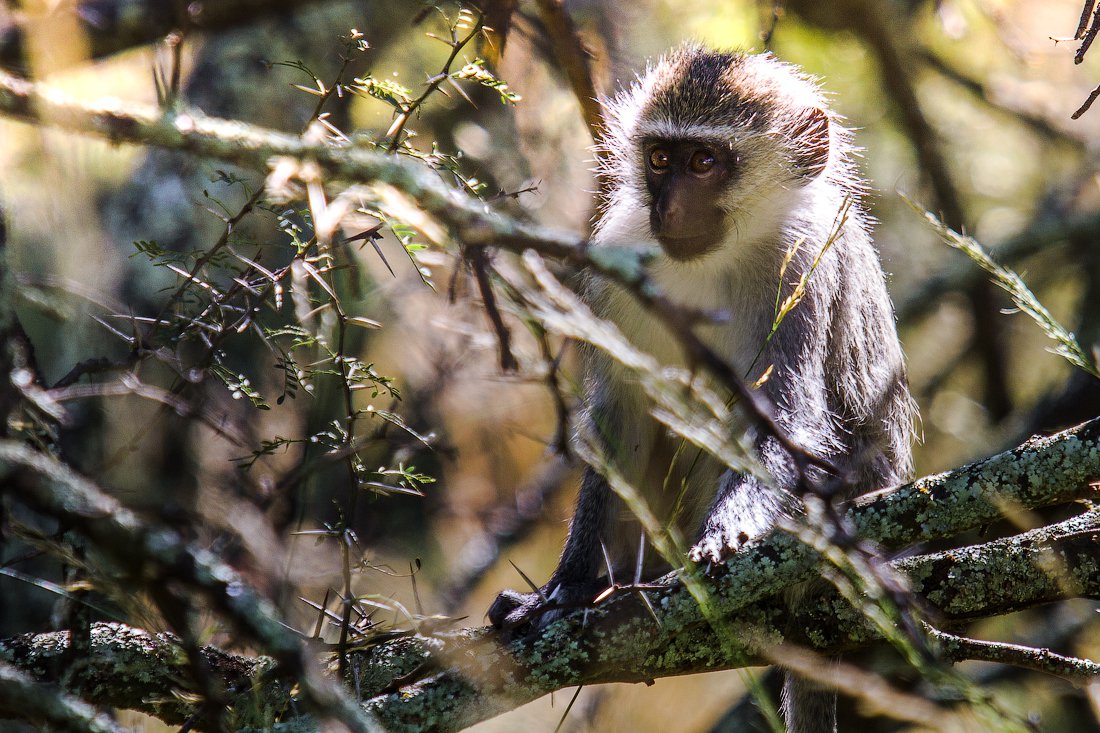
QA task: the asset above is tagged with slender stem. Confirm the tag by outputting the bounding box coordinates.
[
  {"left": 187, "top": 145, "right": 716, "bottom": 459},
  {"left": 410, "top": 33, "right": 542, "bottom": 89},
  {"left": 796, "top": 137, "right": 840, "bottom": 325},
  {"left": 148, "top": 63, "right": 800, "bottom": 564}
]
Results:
[{"left": 387, "top": 9, "right": 484, "bottom": 152}]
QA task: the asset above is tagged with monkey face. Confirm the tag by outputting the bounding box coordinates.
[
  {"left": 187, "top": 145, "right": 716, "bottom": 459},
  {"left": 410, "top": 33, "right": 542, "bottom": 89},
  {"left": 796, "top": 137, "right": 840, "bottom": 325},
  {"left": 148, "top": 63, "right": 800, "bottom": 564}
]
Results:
[
  {"left": 643, "top": 138, "right": 736, "bottom": 261},
  {"left": 596, "top": 48, "right": 843, "bottom": 264}
]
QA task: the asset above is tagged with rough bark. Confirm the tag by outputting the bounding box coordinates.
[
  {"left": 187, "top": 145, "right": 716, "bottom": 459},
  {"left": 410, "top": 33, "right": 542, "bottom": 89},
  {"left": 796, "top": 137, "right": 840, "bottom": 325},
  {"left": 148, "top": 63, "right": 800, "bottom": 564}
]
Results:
[{"left": 2, "top": 418, "right": 1099, "bottom": 732}]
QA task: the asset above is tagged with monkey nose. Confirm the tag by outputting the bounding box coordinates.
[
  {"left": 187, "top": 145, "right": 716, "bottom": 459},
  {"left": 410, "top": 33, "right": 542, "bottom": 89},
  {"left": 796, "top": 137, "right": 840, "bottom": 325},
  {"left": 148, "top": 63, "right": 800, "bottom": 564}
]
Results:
[{"left": 652, "top": 198, "right": 687, "bottom": 235}]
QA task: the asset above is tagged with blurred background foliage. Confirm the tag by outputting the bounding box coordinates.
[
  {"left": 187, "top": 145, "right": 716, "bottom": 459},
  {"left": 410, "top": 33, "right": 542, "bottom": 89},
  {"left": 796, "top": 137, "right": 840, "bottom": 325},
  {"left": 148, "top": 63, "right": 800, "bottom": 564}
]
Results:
[{"left": 2, "top": 0, "right": 1100, "bottom": 731}]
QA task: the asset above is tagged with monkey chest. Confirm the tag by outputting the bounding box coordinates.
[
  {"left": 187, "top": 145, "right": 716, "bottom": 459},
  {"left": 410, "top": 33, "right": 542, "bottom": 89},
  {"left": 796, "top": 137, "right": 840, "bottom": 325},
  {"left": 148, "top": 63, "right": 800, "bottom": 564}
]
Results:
[
  {"left": 590, "top": 272, "right": 773, "bottom": 534},
  {"left": 601, "top": 267, "right": 773, "bottom": 382}
]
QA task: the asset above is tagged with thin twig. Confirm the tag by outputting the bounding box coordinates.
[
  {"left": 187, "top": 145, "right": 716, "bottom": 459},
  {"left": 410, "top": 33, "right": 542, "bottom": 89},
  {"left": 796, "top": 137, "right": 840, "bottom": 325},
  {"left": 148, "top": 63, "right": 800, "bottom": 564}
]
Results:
[
  {"left": 929, "top": 626, "right": 1100, "bottom": 686},
  {"left": 470, "top": 247, "right": 517, "bottom": 371},
  {"left": 52, "top": 357, "right": 130, "bottom": 389},
  {"left": 1072, "top": 83, "right": 1100, "bottom": 119},
  {"left": 1077, "top": 1, "right": 1100, "bottom": 62},
  {"left": 146, "top": 187, "right": 264, "bottom": 350},
  {"left": 387, "top": 8, "right": 484, "bottom": 152},
  {"left": 1077, "top": 0, "right": 1098, "bottom": 39},
  {"left": 535, "top": 326, "right": 571, "bottom": 455}
]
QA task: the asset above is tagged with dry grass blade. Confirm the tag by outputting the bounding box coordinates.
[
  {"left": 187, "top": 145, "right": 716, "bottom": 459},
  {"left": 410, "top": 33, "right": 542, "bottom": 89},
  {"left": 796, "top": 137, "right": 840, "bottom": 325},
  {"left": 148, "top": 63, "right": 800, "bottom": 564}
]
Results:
[{"left": 905, "top": 195, "right": 1099, "bottom": 379}]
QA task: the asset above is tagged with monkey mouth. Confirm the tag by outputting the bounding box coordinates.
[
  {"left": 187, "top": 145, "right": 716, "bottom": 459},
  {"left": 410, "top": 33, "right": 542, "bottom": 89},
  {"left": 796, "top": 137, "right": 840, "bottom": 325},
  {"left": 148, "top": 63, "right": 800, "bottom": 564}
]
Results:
[{"left": 656, "top": 233, "right": 722, "bottom": 262}]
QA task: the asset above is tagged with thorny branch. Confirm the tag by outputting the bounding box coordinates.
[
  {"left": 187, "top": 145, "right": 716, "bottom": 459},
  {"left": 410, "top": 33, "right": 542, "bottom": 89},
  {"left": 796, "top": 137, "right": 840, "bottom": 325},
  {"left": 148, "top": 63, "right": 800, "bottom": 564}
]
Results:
[
  {"left": 0, "top": 66, "right": 831, "bottom": 485},
  {"left": 386, "top": 7, "right": 485, "bottom": 152},
  {"left": 0, "top": 441, "right": 384, "bottom": 733}
]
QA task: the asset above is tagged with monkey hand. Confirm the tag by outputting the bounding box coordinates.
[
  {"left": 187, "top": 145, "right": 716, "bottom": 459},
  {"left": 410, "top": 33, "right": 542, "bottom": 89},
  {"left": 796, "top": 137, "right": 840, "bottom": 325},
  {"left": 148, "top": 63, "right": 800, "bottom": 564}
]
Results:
[
  {"left": 688, "top": 530, "right": 751, "bottom": 567},
  {"left": 487, "top": 580, "right": 602, "bottom": 640},
  {"left": 487, "top": 588, "right": 543, "bottom": 635},
  {"left": 688, "top": 472, "right": 793, "bottom": 566}
]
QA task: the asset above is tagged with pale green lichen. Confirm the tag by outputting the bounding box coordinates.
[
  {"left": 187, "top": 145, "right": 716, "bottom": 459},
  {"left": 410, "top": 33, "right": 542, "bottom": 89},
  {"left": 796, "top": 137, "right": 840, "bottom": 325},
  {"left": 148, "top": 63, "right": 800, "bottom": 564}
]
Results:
[{"left": 585, "top": 243, "right": 657, "bottom": 284}]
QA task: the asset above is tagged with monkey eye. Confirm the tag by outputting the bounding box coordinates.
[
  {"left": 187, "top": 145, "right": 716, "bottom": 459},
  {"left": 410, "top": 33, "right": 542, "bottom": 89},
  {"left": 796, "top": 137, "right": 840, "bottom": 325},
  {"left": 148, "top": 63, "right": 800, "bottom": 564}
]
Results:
[
  {"left": 689, "top": 149, "right": 717, "bottom": 174},
  {"left": 648, "top": 148, "right": 671, "bottom": 171}
]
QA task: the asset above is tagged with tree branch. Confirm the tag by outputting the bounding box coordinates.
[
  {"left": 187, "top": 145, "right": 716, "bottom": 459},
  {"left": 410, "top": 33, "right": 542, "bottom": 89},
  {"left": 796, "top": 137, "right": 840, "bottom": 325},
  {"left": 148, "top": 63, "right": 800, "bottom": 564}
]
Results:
[
  {"left": 810, "top": 0, "right": 1014, "bottom": 418},
  {"left": 927, "top": 627, "right": 1100, "bottom": 686},
  {"left": 0, "top": 66, "right": 830, "bottom": 480},
  {"left": 0, "top": 441, "right": 382, "bottom": 733},
  {"left": 4, "top": 513, "right": 1098, "bottom": 732},
  {"left": 4, "top": 57, "right": 1100, "bottom": 733},
  {"left": 531, "top": 0, "right": 605, "bottom": 141},
  {"left": 4, "top": 418, "right": 1099, "bottom": 732},
  {"left": 0, "top": 659, "right": 129, "bottom": 733}
]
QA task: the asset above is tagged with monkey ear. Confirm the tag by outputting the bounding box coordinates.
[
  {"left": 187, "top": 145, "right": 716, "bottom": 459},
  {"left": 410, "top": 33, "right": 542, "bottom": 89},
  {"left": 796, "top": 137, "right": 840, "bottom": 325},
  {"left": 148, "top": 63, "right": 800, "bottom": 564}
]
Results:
[{"left": 790, "top": 106, "right": 830, "bottom": 179}]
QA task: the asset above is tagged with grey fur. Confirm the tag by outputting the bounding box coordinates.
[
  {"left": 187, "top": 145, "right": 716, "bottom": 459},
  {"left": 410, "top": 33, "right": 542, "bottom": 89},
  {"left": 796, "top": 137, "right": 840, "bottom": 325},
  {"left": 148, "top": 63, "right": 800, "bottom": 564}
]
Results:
[{"left": 489, "top": 47, "right": 915, "bottom": 733}]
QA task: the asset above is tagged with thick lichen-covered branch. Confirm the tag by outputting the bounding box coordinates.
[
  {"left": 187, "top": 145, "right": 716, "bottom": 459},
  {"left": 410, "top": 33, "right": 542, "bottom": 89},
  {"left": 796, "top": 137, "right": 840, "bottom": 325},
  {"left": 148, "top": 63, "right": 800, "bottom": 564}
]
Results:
[
  {"left": 4, "top": 514, "right": 1098, "bottom": 732},
  {"left": 0, "top": 660, "right": 128, "bottom": 733},
  {"left": 1, "top": 624, "right": 279, "bottom": 728},
  {"left": 851, "top": 415, "right": 1100, "bottom": 546},
  {"left": 346, "top": 512, "right": 1100, "bottom": 733},
  {"left": 4, "top": 420, "right": 1099, "bottom": 733}
]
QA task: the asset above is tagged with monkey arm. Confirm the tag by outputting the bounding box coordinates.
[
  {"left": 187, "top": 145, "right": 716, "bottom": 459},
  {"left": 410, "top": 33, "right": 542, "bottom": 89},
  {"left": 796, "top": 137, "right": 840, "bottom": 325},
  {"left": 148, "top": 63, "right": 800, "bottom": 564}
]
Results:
[
  {"left": 487, "top": 467, "right": 612, "bottom": 632},
  {"left": 688, "top": 259, "right": 901, "bottom": 564},
  {"left": 547, "top": 466, "right": 615, "bottom": 587}
]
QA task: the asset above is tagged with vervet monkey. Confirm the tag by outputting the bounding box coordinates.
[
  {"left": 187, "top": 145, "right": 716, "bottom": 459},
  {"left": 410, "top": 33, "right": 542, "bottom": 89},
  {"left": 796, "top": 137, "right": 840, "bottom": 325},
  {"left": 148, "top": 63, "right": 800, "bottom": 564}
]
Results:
[{"left": 489, "top": 46, "right": 915, "bottom": 733}]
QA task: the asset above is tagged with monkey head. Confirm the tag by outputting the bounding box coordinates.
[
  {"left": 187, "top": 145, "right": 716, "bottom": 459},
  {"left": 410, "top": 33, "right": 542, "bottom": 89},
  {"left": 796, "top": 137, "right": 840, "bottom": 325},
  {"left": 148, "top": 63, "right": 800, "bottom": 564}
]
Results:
[{"left": 598, "top": 46, "right": 840, "bottom": 264}]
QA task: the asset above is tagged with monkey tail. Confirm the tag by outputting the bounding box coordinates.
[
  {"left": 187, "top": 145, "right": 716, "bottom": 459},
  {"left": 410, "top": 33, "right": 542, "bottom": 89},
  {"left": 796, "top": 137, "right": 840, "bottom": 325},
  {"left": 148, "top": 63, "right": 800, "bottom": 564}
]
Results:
[{"left": 781, "top": 672, "right": 837, "bottom": 733}]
